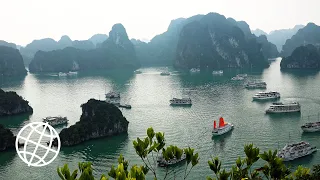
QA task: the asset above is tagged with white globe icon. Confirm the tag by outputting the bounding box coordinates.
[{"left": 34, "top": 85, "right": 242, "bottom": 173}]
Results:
[{"left": 15, "top": 122, "right": 61, "bottom": 167}]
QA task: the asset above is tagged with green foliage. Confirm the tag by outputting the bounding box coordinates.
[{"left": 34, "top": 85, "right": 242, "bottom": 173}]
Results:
[
  {"left": 0, "top": 124, "right": 15, "bottom": 151},
  {"left": 58, "top": 127, "right": 319, "bottom": 180}
]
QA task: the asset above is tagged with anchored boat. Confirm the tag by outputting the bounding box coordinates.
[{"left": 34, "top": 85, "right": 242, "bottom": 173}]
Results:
[
  {"left": 43, "top": 116, "right": 68, "bottom": 127},
  {"left": 105, "top": 91, "right": 120, "bottom": 98},
  {"left": 277, "top": 141, "right": 317, "bottom": 161},
  {"left": 301, "top": 121, "right": 320, "bottom": 132},
  {"left": 266, "top": 102, "right": 300, "bottom": 114},
  {"left": 252, "top": 91, "right": 280, "bottom": 100},
  {"left": 212, "top": 117, "right": 234, "bottom": 136},
  {"left": 170, "top": 98, "right": 192, "bottom": 105},
  {"left": 157, "top": 153, "right": 186, "bottom": 167},
  {"left": 245, "top": 81, "right": 267, "bottom": 89}
]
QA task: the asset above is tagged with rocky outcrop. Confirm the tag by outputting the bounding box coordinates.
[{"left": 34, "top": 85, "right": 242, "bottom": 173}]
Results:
[
  {"left": 0, "top": 124, "right": 15, "bottom": 151},
  {"left": 0, "top": 89, "right": 33, "bottom": 116},
  {"left": 281, "top": 23, "right": 319, "bottom": 57},
  {"left": 57, "top": 99, "right": 129, "bottom": 146},
  {"left": 252, "top": 29, "right": 268, "bottom": 37},
  {"left": 175, "top": 13, "right": 269, "bottom": 70},
  {"left": 58, "top": 35, "right": 73, "bottom": 49},
  {"left": 280, "top": 44, "right": 320, "bottom": 69},
  {"left": 256, "top": 35, "right": 279, "bottom": 58},
  {"left": 0, "top": 46, "right": 27, "bottom": 76},
  {"left": 29, "top": 24, "right": 139, "bottom": 73}
]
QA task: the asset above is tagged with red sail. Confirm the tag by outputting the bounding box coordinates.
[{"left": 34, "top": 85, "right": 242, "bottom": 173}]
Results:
[
  {"left": 214, "top": 120, "right": 216, "bottom": 129},
  {"left": 219, "top": 117, "right": 225, "bottom": 127}
]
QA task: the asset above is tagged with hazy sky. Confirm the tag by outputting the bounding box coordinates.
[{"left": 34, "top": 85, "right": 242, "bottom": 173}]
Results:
[{"left": 1, "top": 0, "right": 320, "bottom": 46}]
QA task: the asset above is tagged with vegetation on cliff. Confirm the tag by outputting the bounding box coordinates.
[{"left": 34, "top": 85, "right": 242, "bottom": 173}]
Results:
[
  {"left": 281, "top": 23, "right": 320, "bottom": 57},
  {"left": 256, "top": 35, "right": 279, "bottom": 59},
  {"left": 29, "top": 24, "right": 139, "bottom": 73},
  {"left": 280, "top": 44, "right": 320, "bottom": 69},
  {"left": 0, "top": 89, "right": 33, "bottom": 116},
  {"left": 58, "top": 127, "right": 320, "bottom": 180},
  {"left": 175, "top": 13, "right": 269, "bottom": 70},
  {"left": 58, "top": 99, "right": 129, "bottom": 146},
  {"left": 0, "top": 46, "right": 27, "bottom": 76},
  {"left": 0, "top": 124, "right": 15, "bottom": 151}
]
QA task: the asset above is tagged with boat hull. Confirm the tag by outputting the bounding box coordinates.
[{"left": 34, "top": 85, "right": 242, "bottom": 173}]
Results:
[
  {"left": 266, "top": 109, "right": 301, "bottom": 114},
  {"left": 253, "top": 96, "right": 280, "bottom": 101},
  {"left": 212, "top": 124, "right": 233, "bottom": 136},
  {"left": 281, "top": 149, "right": 317, "bottom": 161},
  {"left": 301, "top": 127, "right": 320, "bottom": 132}
]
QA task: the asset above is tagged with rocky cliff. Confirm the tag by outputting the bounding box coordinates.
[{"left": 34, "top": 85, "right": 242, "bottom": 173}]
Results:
[
  {"left": 29, "top": 24, "right": 139, "bottom": 73},
  {"left": 280, "top": 44, "right": 320, "bottom": 69},
  {"left": 175, "top": 13, "right": 269, "bottom": 70},
  {"left": 0, "top": 124, "right": 15, "bottom": 151},
  {"left": 57, "top": 99, "right": 129, "bottom": 146},
  {"left": 0, "top": 40, "right": 17, "bottom": 49},
  {"left": 281, "top": 23, "right": 320, "bottom": 57},
  {"left": 0, "top": 89, "right": 33, "bottom": 116},
  {"left": 0, "top": 46, "right": 27, "bottom": 76},
  {"left": 256, "top": 35, "right": 279, "bottom": 59}
]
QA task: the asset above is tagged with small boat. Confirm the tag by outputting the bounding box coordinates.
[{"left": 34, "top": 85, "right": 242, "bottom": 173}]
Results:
[
  {"left": 245, "top": 81, "right": 267, "bottom": 89},
  {"left": 67, "top": 71, "right": 78, "bottom": 75},
  {"left": 212, "top": 117, "right": 234, "bottom": 136},
  {"left": 212, "top": 70, "right": 223, "bottom": 75},
  {"left": 43, "top": 116, "right": 68, "bottom": 127},
  {"left": 301, "top": 121, "right": 320, "bottom": 132},
  {"left": 190, "top": 68, "right": 200, "bottom": 73},
  {"left": 134, "top": 70, "right": 142, "bottom": 74},
  {"left": 277, "top": 141, "right": 317, "bottom": 161},
  {"left": 160, "top": 71, "right": 170, "bottom": 76},
  {"left": 252, "top": 91, "right": 280, "bottom": 100},
  {"left": 237, "top": 74, "right": 248, "bottom": 78},
  {"left": 157, "top": 153, "right": 186, "bottom": 167},
  {"left": 231, "top": 76, "right": 244, "bottom": 81},
  {"left": 58, "top": 72, "right": 68, "bottom": 77},
  {"left": 119, "top": 104, "right": 132, "bottom": 109},
  {"left": 266, "top": 102, "right": 301, "bottom": 114},
  {"left": 106, "top": 99, "right": 120, "bottom": 105},
  {"left": 170, "top": 98, "right": 192, "bottom": 105},
  {"left": 105, "top": 91, "right": 120, "bottom": 98}
]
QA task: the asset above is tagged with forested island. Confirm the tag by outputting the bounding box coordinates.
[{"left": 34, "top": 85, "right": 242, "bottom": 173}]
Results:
[
  {"left": 56, "top": 99, "right": 129, "bottom": 146},
  {"left": 0, "top": 124, "right": 15, "bottom": 151},
  {"left": 0, "top": 89, "right": 33, "bottom": 116},
  {"left": 0, "top": 46, "right": 27, "bottom": 77}
]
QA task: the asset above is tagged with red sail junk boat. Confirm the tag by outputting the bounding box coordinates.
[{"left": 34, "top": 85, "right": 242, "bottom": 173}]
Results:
[{"left": 212, "top": 117, "right": 234, "bottom": 136}]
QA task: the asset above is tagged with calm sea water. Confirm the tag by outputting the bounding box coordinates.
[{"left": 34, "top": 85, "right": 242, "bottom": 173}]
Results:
[{"left": 0, "top": 58, "right": 320, "bottom": 179}]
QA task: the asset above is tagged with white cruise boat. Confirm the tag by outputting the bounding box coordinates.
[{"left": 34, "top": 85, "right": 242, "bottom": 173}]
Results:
[
  {"left": 245, "top": 81, "right": 267, "bottom": 89},
  {"left": 160, "top": 71, "right": 170, "bottom": 76},
  {"left": 266, "top": 102, "right": 301, "bottom": 114},
  {"left": 157, "top": 153, "right": 186, "bottom": 167},
  {"left": 43, "top": 116, "right": 68, "bottom": 126},
  {"left": 134, "top": 70, "right": 142, "bottom": 74},
  {"left": 105, "top": 91, "right": 120, "bottom": 98},
  {"left": 231, "top": 76, "right": 244, "bottom": 81},
  {"left": 190, "top": 68, "right": 200, "bottom": 73},
  {"left": 58, "top": 72, "right": 68, "bottom": 77},
  {"left": 252, "top": 91, "right": 280, "bottom": 100},
  {"left": 67, "top": 71, "right": 78, "bottom": 76},
  {"left": 212, "top": 70, "right": 223, "bottom": 75},
  {"left": 237, "top": 74, "right": 248, "bottom": 78},
  {"left": 277, "top": 141, "right": 317, "bottom": 161},
  {"left": 301, "top": 121, "right": 320, "bottom": 132},
  {"left": 170, "top": 98, "right": 192, "bottom": 105},
  {"left": 212, "top": 117, "right": 234, "bottom": 136}
]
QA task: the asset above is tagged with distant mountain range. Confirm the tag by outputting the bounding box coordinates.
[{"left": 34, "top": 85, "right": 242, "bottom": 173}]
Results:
[{"left": 252, "top": 25, "right": 304, "bottom": 52}]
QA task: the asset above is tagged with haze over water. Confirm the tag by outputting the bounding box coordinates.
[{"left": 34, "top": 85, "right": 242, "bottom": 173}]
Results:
[{"left": 0, "top": 59, "right": 319, "bottom": 179}]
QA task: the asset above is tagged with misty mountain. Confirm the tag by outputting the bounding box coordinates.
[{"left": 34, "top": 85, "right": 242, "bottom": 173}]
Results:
[
  {"left": 281, "top": 44, "right": 320, "bottom": 69},
  {"left": 175, "top": 13, "right": 269, "bottom": 69},
  {"left": 0, "top": 46, "right": 27, "bottom": 76},
  {"left": 256, "top": 35, "right": 279, "bottom": 59},
  {"left": 253, "top": 25, "right": 304, "bottom": 52},
  {"left": 0, "top": 40, "right": 17, "bottom": 49},
  {"left": 29, "top": 24, "right": 139, "bottom": 73},
  {"left": 89, "top": 34, "right": 108, "bottom": 46},
  {"left": 252, "top": 29, "right": 267, "bottom": 37},
  {"left": 281, "top": 23, "right": 320, "bottom": 57}
]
